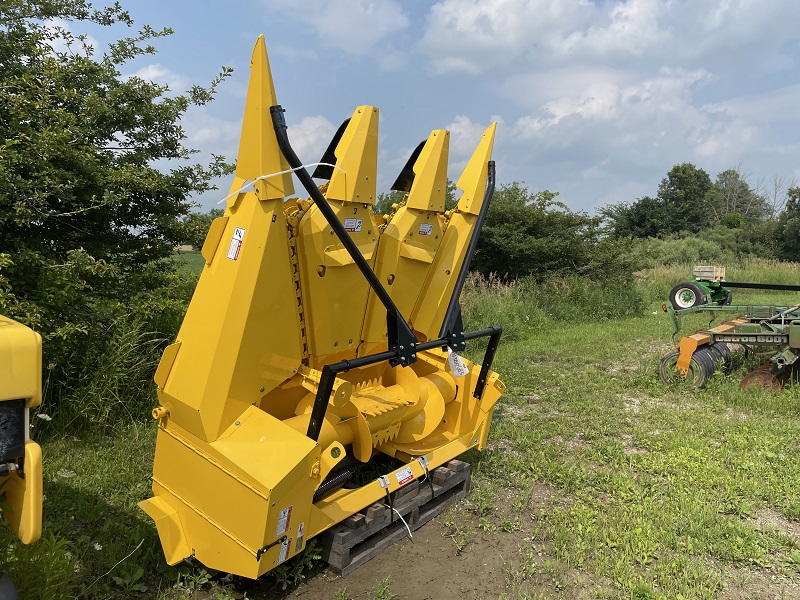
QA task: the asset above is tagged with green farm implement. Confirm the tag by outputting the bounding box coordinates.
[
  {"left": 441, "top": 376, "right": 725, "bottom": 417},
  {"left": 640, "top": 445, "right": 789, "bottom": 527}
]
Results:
[{"left": 660, "top": 266, "right": 800, "bottom": 389}]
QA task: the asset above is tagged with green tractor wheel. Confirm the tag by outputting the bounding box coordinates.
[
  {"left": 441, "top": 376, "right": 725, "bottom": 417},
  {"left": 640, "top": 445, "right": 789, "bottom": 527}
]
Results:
[{"left": 669, "top": 281, "right": 707, "bottom": 309}]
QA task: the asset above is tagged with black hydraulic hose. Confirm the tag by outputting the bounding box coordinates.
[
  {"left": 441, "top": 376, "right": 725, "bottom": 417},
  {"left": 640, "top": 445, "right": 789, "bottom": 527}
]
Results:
[
  {"left": 270, "top": 105, "right": 417, "bottom": 365},
  {"left": 439, "top": 161, "right": 496, "bottom": 340}
]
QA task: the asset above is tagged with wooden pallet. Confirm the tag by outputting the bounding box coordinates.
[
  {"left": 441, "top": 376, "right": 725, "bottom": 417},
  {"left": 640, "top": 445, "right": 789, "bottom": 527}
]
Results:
[{"left": 319, "top": 459, "right": 471, "bottom": 575}]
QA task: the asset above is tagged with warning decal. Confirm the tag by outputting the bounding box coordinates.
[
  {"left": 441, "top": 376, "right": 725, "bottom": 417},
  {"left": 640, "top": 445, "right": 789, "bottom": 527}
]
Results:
[
  {"left": 344, "top": 218, "right": 363, "bottom": 233},
  {"left": 396, "top": 465, "right": 414, "bottom": 486},
  {"left": 276, "top": 506, "right": 292, "bottom": 537},
  {"left": 226, "top": 227, "right": 246, "bottom": 261},
  {"left": 295, "top": 522, "right": 305, "bottom": 553},
  {"left": 278, "top": 537, "right": 291, "bottom": 564},
  {"left": 418, "top": 223, "right": 433, "bottom": 236}
]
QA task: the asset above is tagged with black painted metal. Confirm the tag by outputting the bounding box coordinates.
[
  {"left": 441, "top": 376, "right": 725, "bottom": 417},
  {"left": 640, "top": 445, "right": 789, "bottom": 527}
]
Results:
[
  {"left": 722, "top": 281, "right": 800, "bottom": 291},
  {"left": 473, "top": 327, "right": 503, "bottom": 399}
]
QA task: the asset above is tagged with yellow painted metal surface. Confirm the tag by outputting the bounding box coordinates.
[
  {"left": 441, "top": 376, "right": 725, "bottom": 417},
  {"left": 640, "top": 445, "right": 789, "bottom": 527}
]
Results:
[
  {"left": 361, "top": 130, "right": 450, "bottom": 349},
  {"left": 412, "top": 123, "right": 496, "bottom": 340},
  {"left": 0, "top": 316, "right": 42, "bottom": 407},
  {"left": 0, "top": 315, "right": 43, "bottom": 545},
  {"left": 3, "top": 441, "right": 42, "bottom": 544},
  {"left": 326, "top": 106, "right": 379, "bottom": 204},
  {"left": 142, "top": 36, "right": 504, "bottom": 579}
]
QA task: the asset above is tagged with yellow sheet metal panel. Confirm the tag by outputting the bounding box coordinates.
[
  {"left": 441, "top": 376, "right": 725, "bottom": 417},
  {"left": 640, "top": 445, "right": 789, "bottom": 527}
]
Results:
[
  {"left": 138, "top": 496, "right": 191, "bottom": 565},
  {"left": 201, "top": 216, "right": 229, "bottom": 265},
  {"left": 411, "top": 125, "right": 496, "bottom": 340},
  {"left": 156, "top": 193, "right": 303, "bottom": 442},
  {"left": 456, "top": 123, "right": 496, "bottom": 216},
  {"left": 405, "top": 130, "right": 449, "bottom": 212},
  {"left": 147, "top": 407, "right": 323, "bottom": 578},
  {"left": 361, "top": 206, "right": 444, "bottom": 347},
  {"left": 0, "top": 316, "right": 41, "bottom": 407},
  {"left": 2, "top": 441, "right": 42, "bottom": 544},
  {"left": 296, "top": 202, "right": 378, "bottom": 363},
  {"left": 234, "top": 35, "right": 293, "bottom": 199},
  {"left": 326, "top": 106, "right": 378, "bottom": 204}
]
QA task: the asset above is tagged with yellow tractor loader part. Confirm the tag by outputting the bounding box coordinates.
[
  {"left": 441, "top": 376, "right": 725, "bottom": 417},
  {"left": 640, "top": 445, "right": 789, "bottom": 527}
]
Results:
[
  {"left": 0, "top": 316, "right": 43, "bottom": 545},
  {"left": 140, "top": 35, "right": 505, "bottom": 579}
]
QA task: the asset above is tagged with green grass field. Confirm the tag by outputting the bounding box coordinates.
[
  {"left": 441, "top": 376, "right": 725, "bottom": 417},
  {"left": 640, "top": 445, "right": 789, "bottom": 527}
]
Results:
[{"left": 9, "top": 259, "right": 800, "bottom": 599}]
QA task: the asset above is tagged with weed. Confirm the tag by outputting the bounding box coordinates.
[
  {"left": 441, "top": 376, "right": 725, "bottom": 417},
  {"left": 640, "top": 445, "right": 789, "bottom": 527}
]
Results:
[
  {"left": 370, "top": 576, "right": 397, "bottom": 600},
  {"left": 270, "top": 539, "right": 322, "bottom": 591},
  {"left": 111, "top": 563, "right": 147, "bottom": 593},
  {"left": 333, "top": 586, "right": 349, "bottom": 600}
]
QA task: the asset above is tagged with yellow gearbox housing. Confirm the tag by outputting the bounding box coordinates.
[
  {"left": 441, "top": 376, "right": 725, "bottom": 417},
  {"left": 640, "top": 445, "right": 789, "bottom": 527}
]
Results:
[{"left": 139, "top": 35, "right": 505, "bottom": 579}]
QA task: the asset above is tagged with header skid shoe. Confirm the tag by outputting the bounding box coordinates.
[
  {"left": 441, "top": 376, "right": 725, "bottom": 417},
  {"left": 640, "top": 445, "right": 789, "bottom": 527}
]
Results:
[{"left": 140, "top": 36, "right": 505, "bottom": 579}]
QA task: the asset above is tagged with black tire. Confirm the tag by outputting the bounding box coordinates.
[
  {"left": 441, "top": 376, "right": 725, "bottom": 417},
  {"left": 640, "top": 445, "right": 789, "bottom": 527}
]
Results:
[
  {"left": 659, "top": 348, "right": 711, "bottom": 387},
  {"left": 669, "top": 281, "right": 707, "bottom": 309},
  {"left": 718, "top": 290, "right": 733, "bottom": 306}
]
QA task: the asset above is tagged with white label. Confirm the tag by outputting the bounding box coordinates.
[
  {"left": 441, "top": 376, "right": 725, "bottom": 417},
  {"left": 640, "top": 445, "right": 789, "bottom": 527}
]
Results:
[
  {"left": 418, "top": 223, "right": 433, "bottom": 236},
  {"left": 226, "top": 227, "right": 245, "bottom": 261},
  {"left": 344, "top": 218, "right": 363, "bottom": 233},
  {"left": 276, "top": 506, "right": 292, "bottom": 537},
  {"left": 447, "top": 348, "right": 470, "bottom": 378},
  {"left": 278, "top": 537, "right": 290, "bottom": 564},
  {"left": 295, "top": 522, "right": 305, "bottom": 553},
  {"left": 396, "top": 465, "right": 414, "bottom": 486}
]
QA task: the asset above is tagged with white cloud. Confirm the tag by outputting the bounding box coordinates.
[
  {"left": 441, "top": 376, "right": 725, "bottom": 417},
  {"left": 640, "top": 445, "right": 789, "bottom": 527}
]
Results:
[
  {"left": 263, "top": 0, "right": 410, "bottom": 55},
  {"left": 128, "top": 64, "right": 189, "bottom": 91},
  {"left": 287, "top": 115, "right": 337, "bottom": 164}
]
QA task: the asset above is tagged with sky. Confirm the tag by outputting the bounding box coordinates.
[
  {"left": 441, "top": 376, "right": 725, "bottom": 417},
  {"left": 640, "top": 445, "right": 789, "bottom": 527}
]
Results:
[{"left": 77, "top": 0, "right": 800, "bottom": 214}]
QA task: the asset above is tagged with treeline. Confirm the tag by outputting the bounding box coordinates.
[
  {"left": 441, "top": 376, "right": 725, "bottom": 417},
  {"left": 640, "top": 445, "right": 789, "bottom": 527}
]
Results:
[{"left": 599, "top": 163, "right": 799, "bottom": 260}]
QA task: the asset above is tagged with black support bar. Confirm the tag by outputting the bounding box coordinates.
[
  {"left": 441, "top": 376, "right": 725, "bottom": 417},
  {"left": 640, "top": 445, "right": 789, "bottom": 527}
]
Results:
[
  {"left": 305, "top": 327, "right": 501, "bottom": 441},
  {"left": 722, "top": 281, "right": 800, "bottom": 292}
]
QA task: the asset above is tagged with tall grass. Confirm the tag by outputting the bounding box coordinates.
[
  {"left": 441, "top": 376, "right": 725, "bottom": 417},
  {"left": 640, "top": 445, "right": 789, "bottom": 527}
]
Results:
[{"left": 461, "top": 272, "right": 646, "bottom": 342}]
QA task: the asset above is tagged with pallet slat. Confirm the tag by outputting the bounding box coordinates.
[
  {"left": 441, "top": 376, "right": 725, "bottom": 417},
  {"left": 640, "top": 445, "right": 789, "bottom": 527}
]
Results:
[{"left": 319, "top": 459, "right": 471, "bottom": 575}]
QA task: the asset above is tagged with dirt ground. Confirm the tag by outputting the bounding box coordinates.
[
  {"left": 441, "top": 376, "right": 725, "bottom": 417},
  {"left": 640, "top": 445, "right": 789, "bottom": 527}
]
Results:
[{"left": 294, "top": 518, "right": 511, "bottom": 600}]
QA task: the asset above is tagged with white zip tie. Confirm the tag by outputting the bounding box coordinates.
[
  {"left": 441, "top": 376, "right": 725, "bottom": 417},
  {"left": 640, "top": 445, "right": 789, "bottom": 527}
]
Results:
[
  {"left": 217, "top": 162, "right": 344, "bottom": 204},
  {"left": 389, "top": 506, "right": 413, "bottom": 540}
]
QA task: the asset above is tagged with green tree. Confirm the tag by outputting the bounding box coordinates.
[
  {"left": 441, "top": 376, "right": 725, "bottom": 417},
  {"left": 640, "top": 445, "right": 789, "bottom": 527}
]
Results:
[
  {"left": 472, "top": 182, "right": 632, "bottom": 281},
  {"left": 705, "top": 168, "right": 768, "bottom": 226},
  {"left": 601, "top": 163, "right": 713, "bottom": 238},
  {"left": 656, "top": 162, "right": 713, "bottom": 233},
  {"left": 599, "top": 196, "right": 668, "bottom": 238},
  {"left": 1, "top": 0, "right": 231, "bottom": 318},
  {"left": 179, "top": 208, "right": 224, "bottom": 249},
  {"left": 0, "top": 0, "right": 231, "bottom": 428},
  {"left": 778, "top": 187, "right": 800, "bottom": 259}
]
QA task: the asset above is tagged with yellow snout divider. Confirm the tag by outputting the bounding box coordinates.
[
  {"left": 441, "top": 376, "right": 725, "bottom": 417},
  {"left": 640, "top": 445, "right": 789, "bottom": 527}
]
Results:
[{"left": 139, "top": 35, "right": 505, "bottom": 579}]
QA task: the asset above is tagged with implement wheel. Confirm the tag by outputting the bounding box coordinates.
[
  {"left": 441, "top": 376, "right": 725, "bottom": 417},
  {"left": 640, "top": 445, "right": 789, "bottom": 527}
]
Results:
[
  {"left": 659, "top": 348, "right": 714, "bottom": 388},
  {"left": 669, "top": 281, "right": 707, "bottom": 309}
]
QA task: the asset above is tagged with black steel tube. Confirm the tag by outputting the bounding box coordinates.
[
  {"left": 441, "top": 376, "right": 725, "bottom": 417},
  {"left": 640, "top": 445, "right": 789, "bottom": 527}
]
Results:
[
  {"left": 438, "top": 161, "right": 496, "bottom": 339},
  {"left": 722, "top": 282, "right": 800, "bottom": 291},
  {"left": 473, "top": 327, "right": 502, "bottom": 399},
  {"left": 270, "top": 105, "right": 416, "bottom": 364}
]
